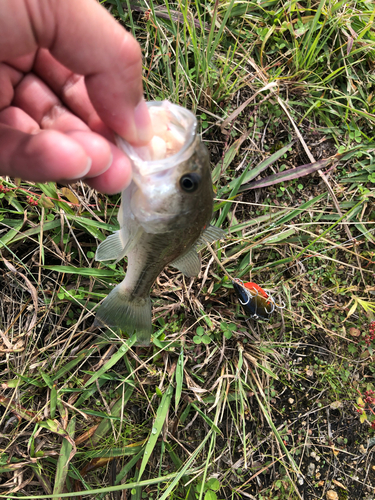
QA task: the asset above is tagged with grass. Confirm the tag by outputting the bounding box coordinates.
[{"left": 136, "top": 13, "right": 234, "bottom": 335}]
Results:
[{"left": 1, "top": 0, "right": 375, "bottom": 498}]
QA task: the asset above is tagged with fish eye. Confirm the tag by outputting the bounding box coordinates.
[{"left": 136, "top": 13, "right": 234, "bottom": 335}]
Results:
[{"left": 180, "top": 173, "right": 201, "bottom": 192}]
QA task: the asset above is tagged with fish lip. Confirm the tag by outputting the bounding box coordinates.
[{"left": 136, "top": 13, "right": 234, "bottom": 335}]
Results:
[{"left": 116, "top": 101, "right": 198, "bottom": 176}]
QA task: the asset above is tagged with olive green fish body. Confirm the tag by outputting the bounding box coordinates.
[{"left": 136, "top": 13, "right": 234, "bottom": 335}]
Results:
[{"left": 95, "top": 102, "right": 223, "bottom": 344}]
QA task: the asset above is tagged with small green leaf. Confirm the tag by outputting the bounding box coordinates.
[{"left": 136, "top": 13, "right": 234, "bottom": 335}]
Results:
[
  {"left": 360, "top": 411, "right": 367, "bottom": 423},
  {"left": 196, "top": 326, "right": 205, "bottom": 336},
  {"left": 348, "top": 344, "right": 357, "bottom": 355},
  {"left": 206, "top": 478, "right": 220, "bottom": 491},
  {"left": 193, "top": 336, "right": 202, "bottom": 344},
  {"left": 205, "top": 490, "right": 218, "bottom": 500},
  {"left": 202, "top": 335, "right": 211, "bottom": 345}
]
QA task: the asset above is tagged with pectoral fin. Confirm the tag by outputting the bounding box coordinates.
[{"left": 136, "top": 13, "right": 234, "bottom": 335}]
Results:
[
  {"left": 95, "top": 231, "right": 124, "bottom": 261},
  {"left": 170, "top": 248, "right": 201, "bottom": 277},
  {"left": 95, "top": 227, "right": 143, "bottom": 264}
]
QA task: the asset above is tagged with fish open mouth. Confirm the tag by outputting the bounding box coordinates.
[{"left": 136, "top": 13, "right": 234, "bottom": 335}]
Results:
[{"left": 116, "top": 101, "right": 198, "bottom": 176}]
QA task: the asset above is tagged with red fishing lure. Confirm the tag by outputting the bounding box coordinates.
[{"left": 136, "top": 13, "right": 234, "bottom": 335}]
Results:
[
  {"left": 243, "top": 282, "right": 269, "bottom": 300},
  {"left": 232, "top": 279, "right": 274, "bottom": 320}
]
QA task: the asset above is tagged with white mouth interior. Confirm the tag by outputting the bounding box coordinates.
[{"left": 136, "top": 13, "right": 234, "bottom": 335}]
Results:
[
  {"left": 147, "top": 105, "right": 186, "bottom": 160},
  {"left": 116, "top": 101, "right": 197, "bottom": 175}
]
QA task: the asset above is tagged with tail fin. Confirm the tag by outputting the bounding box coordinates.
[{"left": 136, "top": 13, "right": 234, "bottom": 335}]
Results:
[{"left": 94, "top": 284, "right": 152, "bottom": 345}]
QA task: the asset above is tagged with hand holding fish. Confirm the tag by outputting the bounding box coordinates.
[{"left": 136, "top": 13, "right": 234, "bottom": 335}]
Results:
[{"left": 0, "top": 0, "right": 152, "bottom": 194}]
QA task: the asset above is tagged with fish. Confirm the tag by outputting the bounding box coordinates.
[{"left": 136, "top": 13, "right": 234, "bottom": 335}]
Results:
[
  {"left": 95, "top": 101, "right": 224, "bottom": 345},
  {"left": 232, "top": 279, "right": 274, "bottom": 320}
]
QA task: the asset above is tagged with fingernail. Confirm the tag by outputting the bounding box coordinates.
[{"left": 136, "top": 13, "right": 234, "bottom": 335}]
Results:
[
  {"left": 134, "top": 99, "right": 153, "bottom": 145},
  {"left": 70, "top": 157, "right": 92, "bottom": 180},
  {"left": 105, "top": 152, "right": 113, "bottom": 171},
  {"left": 85, "top": 152, "right": 113, "bottom": 179}
]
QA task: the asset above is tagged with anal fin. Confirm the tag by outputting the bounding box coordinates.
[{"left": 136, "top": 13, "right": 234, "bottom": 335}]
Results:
[
  {"left": 170, "top": 248, "right": 201, "bottom": 277},
  {"left": 170, "top": 225, "right": 224, "bottom": 277},
  {"left": 196, "top": 225, "right": 225, "bottom": 248}
]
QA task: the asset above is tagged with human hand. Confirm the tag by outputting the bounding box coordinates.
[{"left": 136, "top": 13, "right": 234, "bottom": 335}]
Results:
[{"left": 0, "top": 0, "right": 152, "bottom": 194}]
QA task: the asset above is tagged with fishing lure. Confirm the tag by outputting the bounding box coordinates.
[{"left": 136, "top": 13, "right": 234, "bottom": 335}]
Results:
[{"left": 232, "top": 279, "right": 276, "bottom": 320}]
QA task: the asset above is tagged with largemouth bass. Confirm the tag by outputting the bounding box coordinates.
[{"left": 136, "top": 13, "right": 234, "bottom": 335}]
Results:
[{"left": 95, "top": 101, "right": 223, "bottom": 345}]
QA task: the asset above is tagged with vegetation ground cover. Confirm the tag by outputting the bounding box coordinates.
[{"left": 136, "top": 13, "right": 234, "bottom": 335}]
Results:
[{"left": 0, "top": 0, "right": 375, "bottom": 498}]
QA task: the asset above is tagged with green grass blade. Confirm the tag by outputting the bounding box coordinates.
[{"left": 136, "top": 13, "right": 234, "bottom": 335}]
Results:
[
  {"left": 191, "top": 404, "right": 222, "bottom": 435},
  {"left": 50, "top": 385, "right": 57, "bottom": 419},
  {"left": 175, "top": 348, "right": 184, "bottom": 412},
  {"left": 273, "top": 192, "right": 327, "bottom": 226},
  {"left": 68, "top": 215, "right": 118, "bottom": 232},
  {"left": 157, "top": 431, "right": 213, "bottom": 500},
  {"left": 0, "top": 471, "right": 196, "bottom": 499},
  {"left": 248, "top": 374, "right": 301, "bottom": 477},
  {"left": 294, "top": 199, "right": 365, "bottom": 261},
  {"left": 355, "top": 222, "right": 375, "bottom": 243},
  {"left": 115, "top": 450, "right": 143, "bottom": 484},
  {"left": 84, "top": 335, "right": 137, "bottom": 388},
  {"left": 207, "top": 0, "right": 236, "bottom": 64},
  {"left": 239, "top": 156, "right": 336, "bottom": 192},
  {"left": 91, "top": 385, "right": 134, "bottom": 445},
  {"left": 216, "top": 153, "right": 251, "bottom": 227},
  {"left": 138, "top": 381, "right": 174, "bottom": 479},
  {"left": 262, "top": 228, "right": 298, "bottom": 244},
  {"left": 74, "top": 379, "right": 107, "bottom": 408},
  {"left": 53, "top": 416, "right": 76, "bottom": 498},
  {"left": 81, "top": 444, "right": 144, "bottom": 459},
  {"left": 159, "top": 385, "right": 226, "bottom": 500},
  {"left": 0, "top": 220, "right": 23, "bottom": 248},
  {"left": 301, "top": 0, "right": 326, "bottom": 57},
  {"left": 43, "top": 265, "right": 124, "bottom": 277},
  {"left": 53, "top": 346, "right": 102, "bottom": 382},
  {"left": 39, "top": 370, "right": 53, "bottom": 389},
  {"left": 212, "top": 134, "right": 247, "bottom": 185},
  {"left": 235, "top": 141, "right": 295, "bottom": 190},
  {"left": 130, "top": 469, "right": 142, "bottom": 500},
  {"left": 7, "top": 220, "right": 60, "bottom": 245},
  {"left": 165, "top": 443, "right": 196, "bottom": 500}
]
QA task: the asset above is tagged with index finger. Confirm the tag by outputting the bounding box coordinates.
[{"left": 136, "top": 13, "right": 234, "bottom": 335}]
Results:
[{"left": 0, "top": 0, "right": 152, "bottom": 145}]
